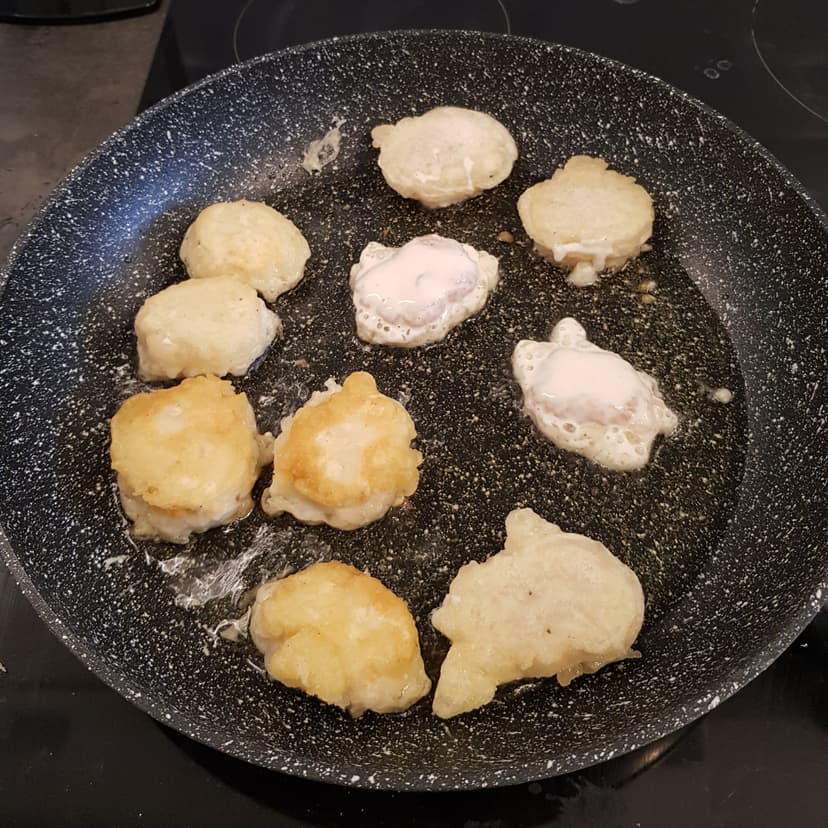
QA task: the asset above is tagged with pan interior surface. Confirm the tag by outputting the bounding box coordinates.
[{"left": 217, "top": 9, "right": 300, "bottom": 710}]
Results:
[{"left": 0, "top": 32, "right": 825, "bottom": 790}]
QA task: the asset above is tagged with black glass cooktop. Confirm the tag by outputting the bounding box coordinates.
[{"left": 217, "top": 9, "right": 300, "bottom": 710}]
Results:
[
  {"left": 2, "top": 1, "right": 827, "bottom": 825},
  {"left": 141, "top": 0, "right": 828, "bottom": 205}
]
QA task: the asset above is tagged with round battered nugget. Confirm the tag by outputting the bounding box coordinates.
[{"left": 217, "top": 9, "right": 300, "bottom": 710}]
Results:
[
  {"left": 371, "top": 106, "right": 518, "bottom": 208},
  {"left": 512, "top": 317, "right": 677, "bottom": 471},
  {"left": 517, "top": 155, "right": 654, "bottom": 286},
  {"left": 135, "top": 276, "right": 281, "bottom": 381},
  {"left": 261, "top": 372, "right": 422, "bottom": 530},
  {"left": 250, "top": 561, "right": 431, "bottom": 716},
  {"left": 431, "top": 508, "right": 645, "bottom": 718},
  {"left": 349, "top": 234, "right": 500, "bottom": 347},
  {"left": 110, "top": 375, "right": 272, "bottom": 543},
  {"left": 179, "top": 200, "right": 311, "bottom": 302}
]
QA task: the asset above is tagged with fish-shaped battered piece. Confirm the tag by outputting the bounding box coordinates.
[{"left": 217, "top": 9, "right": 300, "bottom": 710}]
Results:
[{"left": 432, "top": 508, "right": 644, "bottom": 718}]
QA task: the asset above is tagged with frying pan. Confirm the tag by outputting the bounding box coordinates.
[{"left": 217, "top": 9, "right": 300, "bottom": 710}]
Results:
[{"left": 0, "top": 31, "right": 825, "bottom": 791}]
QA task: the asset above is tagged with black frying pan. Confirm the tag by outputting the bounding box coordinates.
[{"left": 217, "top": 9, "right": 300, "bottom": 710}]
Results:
[{"left": 0, "top": 31, "right": 825, "bottom": 791}]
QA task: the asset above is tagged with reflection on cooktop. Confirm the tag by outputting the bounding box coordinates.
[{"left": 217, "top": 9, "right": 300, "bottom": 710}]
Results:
[
  {"left": 751, "top": 0, "right": 828, "bottom": 123},
  {"left": 160, "top": 721, "right": 690, "bottom": 826},
  {"left": 232, "top": 0, "right": 511, "bottom": 62}
]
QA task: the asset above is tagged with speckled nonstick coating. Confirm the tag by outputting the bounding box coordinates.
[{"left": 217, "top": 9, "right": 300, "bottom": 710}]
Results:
[{"left": 0, "top": 31, "right": 825, "bottom": 791}]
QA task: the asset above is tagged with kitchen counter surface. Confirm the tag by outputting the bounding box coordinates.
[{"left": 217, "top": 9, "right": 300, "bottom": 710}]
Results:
[{"left": 0, "top": 5, "right": 166, "bottom": 262}]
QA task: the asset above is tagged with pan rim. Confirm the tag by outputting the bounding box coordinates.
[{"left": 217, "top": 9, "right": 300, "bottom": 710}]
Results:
[
  {"left": 2, "top": 28, "right": 826, "bottom": 301},
  {"left": 0, "top": 29, "right": 825, "bottom": 791}
]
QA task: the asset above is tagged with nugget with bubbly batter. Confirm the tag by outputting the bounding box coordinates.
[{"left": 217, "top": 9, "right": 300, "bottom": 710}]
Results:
[
  {"left": 180, "top": 200, "right": 311, "bottom": 302},
  {"left": 262, "top": 372, "right": 422, "bottom": 530},
  {"left": 372, "top": 106, "right": 518, "bottom": 208},
  {"left": 110, "top": 375, "right": 272, "bottom": 543},
  {"left": 512, "top": 317, "right": 677, "bottom": 471},
  {"left": 517, "top": 155, "right": 654, "bottom": 286},
  {"left": 349, "top": 234, "right": 500, "bottom": 347},
  {"left": 135, "top": 276, "right": 281, "bottom": 381},
  {"left": 431, "top": 508, "right": 644, "bottom": 718},
  {"left": 251, "top": 561, "right": 431, "bottom": 716}
]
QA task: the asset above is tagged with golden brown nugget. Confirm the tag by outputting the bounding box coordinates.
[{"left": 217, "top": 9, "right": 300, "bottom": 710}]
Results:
[
  {"left": 261, "top": 372, "right": 422, "bottom": 530},
  {"left": 110, "top": 375, "right": 272, "bottom": 543},
  {"left": 251, "top": 561, "right": 431, "bottom": 716}
]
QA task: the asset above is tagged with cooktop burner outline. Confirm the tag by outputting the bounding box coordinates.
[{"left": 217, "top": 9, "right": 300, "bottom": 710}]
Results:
[
  {"left": 751, "top": 0, "right": 828, "bottom": 124},
  {"left": 232, "top": 0, "right": 512, "bottom": 63}
]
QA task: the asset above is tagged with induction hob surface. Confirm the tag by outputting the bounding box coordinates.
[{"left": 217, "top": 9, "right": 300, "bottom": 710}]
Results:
[
  {"left": 2, "top": 1, "right": 827, "bottom": 826},
  {"left": 141, "top": 0, "right": 828, "bottom": 206}
]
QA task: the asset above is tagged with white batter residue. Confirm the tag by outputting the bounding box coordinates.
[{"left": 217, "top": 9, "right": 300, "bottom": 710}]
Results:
[
  {"left": 710, "top": 387, "right": 733, "bottom": 404},
  {"left": 152, "top": 524, "right": 281, "bottom": 609},
  {"left": 301, "top": 117, "right": 345, "bottom": 174},
  {"left": 102, "top": 554, "right": 130, "bottom": 572},
  {"left": 206, "top": 607, "right": 252, "bottom": 643},
  {"left": 550, "top": 241, "right": 615, "bottom": 286}
]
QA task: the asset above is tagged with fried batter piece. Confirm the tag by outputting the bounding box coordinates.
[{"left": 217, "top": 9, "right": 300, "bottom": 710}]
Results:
[
  {"left": 180, "top": 200, "right": 311, "bottom": 302},
  {"left": 261, "top": 372, "right": 422, "bottom": 530},
  {"left": 250, "top": 561, "right": 431, "bottom": 716},
  {"left": 512, "top": 317, "right": 677, "bottom": 471},
  {"left": 109, "top": 375, "right": 272, "bottom": 543},
  {"left": 349, "top": 234, "right": 500, "bottom": 347},
  {"left": 517, "top": 155, "right": 654, "bottom": 286},
  {"left": 431, "top": 508, "right": 645, "bottom": 718},
  {"left": 135, "top": 276, "right": 281, "bottom": 380},
  {"left": 372, "top": 106, "right": 518, "bottom": 208}
]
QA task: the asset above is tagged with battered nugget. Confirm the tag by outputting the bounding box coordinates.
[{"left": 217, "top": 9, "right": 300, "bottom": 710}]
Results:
[
  {"left": 261, "top": 372, "right": 422, "bottom": 530},
  {"left": 180, "top": 200, "right": 311, "bottom": 302},
  {"left": 349, "top": 234, "right": 500, "bottom": 347},
  {"left": 250, "top": 561, "right": 431, "bottom": 716},
  {"left": 135, "top": 276, "right": 281, "bottom": 381},
  {"left": 517, "top": 155, "right": 654, "bottom": 286},
  {"left": 110, "top": 376, "right": 272, "bottom": 543},
  {"left": 512, "top": 317, "right": 677, "bottom": 471},
  {"left": 371, "top": 106, "right": 518, "bottom": 208},
  {"left": 431, "top": 508, "right": 644, "bottom": 718}
]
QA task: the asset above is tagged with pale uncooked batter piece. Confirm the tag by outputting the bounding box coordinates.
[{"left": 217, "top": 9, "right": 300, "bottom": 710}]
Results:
[
  {"left": 261, "top": 371, "right": 422, "bottom": 530},
  {"left": 517, "top": 155, "right": 654, "bottom": 286},
  {"left": 512, "top": 317, "right": 677, "bottom": 471},
  {"left": 179, "top": 200, "right": 311, "bottom": 302},
  {"left": 251, "top": 561, "right": 431, "bottom": 716},
  {"left": 431, "top": 508, "right": 645, "bottom": 719},
  {"left": 135, "top": 276, "right": 281, "bottom": 381},
  {"left": 349, "top": 234, "right": 499, "bottom": 347},
  {"left": 110, "top": 375, "right": 272, "bottom": 543},
  {"left": 371, "top": 106, "right": 518, "bottom": 208}
]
